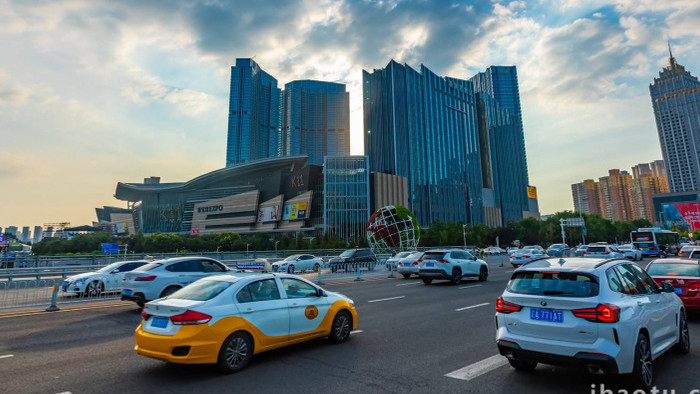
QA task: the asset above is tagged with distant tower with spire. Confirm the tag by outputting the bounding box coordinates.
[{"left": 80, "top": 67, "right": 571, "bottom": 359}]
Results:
[{"left": 649, "top": 42, "right": 700, "bottom": 194}]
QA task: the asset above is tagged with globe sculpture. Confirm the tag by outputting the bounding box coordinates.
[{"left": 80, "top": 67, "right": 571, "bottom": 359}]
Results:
[{"left": 366, "top": 205, "right": 420, "bottom": 253}]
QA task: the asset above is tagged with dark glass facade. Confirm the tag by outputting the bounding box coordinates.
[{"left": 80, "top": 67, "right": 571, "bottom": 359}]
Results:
[
  {"left": 227, "top": 58, "right": 281, "bottom": 166},
  {"left": 282, "top": 80, "right": 350, "bottom": 166},
  {"left": 650, "top": 51, "right": 700, "bottom": 193},
  {"left": 323, "top": 156, "right": 370, "bottom": 241},
  {"left": 363, "top": 60, "right": 531, "bottom": 227}
]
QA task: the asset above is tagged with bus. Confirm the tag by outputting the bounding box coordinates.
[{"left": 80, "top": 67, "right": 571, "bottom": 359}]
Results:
[{"left": 630, "top": 228, "right": 680, "bottom": 257}]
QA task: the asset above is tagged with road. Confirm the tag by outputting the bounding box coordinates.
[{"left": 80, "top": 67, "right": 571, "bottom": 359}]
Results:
[{"left": 0, "top": 262, "right": 698, "bottom": 394}]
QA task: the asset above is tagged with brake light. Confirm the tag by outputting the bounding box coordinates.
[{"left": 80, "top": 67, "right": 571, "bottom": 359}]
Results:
[
  {"left": 572, "top": 304, "right": 620, "bottom": 323},
  {"left": 496, "top": 297, "right": 522, "bottom": 313},
  {"left": 689, "top": 283, "right": 700, "bottom": 292},
  {"left": 601, "top": 251, "right": 610, "bottom": 255},
  {"left": 135, "top": 275, "right": 157, "bottom": 281},
  {"left": 170, "top": 310, "right": 212, "bottom": 325},
  {"left": 412, "top": 261, "right": 419, "bottom": 266},
  {"left": 523, "top": 255, "right": 530, "bottom": 258},
  {"left": 651, "top": 246, "right": 658, "bottom": 251},
  {"left": 436, "top": 259, "right": 448, "bottom": 263},
  {"left": 141, "top": 308, "right": 150, "bottom": 320},
  {"left": 584, "top": 251, "right": 590, "bottom": 255}
]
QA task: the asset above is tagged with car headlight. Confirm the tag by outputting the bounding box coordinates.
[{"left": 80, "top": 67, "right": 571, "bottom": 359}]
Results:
[{"left": 74, "top": 278, "right": 87, "bottom": 284}]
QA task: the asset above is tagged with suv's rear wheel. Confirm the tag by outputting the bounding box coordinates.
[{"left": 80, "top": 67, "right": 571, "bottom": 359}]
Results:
[
  {"left": 630, "top": 333, "right": 654, "bottom": 390},
  {"left": 402, "top": 273, "right": 411, "bottom": 279},
  {"left": 451, "top": 268, "right": 462, "bottom": 285},
  {"left": 509, "top": 359, "right": 537, "bottom": 372},
  {"left": 422, "top": 278, "right": 432, "bottom": 285}
]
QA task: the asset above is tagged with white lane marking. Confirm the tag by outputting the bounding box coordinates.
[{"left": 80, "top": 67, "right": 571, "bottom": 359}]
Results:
[
  {"left": 0, "top": 354, "right": 14, "bottom": 359},
  {"left": 350, "top": 330, "right": 363, "bottom": 335},
  {"left": 368, "top": 296, "right": 405, "bottom": 303},
  {"left": 459, "top": 284, "right": 483, "bottom": 289},
  {"left": 445, "top": 354, "right": 508, "bottom": 381},
  {"left": 455, "top": 302, "right": 490, "bottom": 312},
  {"left": 395, "top": 282, "right": 421, "bottom": 287}
]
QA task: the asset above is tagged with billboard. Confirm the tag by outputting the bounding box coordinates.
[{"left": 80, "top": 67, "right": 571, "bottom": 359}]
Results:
[
  {"left": 257, "top": 205, "right": 279, "bottom": 223},
  {"left": 527, "top": 185, "right": 538, "bottom": 199},
  {"left": 664, "top": 202, "right": 700, "bottom": 230},
  {"left": 283, "top": 202, "right": 308, "bottom": 220}
]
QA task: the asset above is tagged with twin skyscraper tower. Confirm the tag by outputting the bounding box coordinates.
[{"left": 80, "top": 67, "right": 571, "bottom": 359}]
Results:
[{"left": 225, "top": 58, "right": 537, "bottom": 228}]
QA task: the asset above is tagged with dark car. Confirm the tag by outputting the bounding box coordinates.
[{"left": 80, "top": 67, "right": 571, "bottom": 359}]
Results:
[{"left": 328, "top": 248, "right": 377, "bottom": 272}]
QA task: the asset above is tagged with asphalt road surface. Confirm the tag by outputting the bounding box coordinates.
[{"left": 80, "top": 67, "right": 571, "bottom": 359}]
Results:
[{"left": 1, "top": 262, "right": 698, "bottom": 394}]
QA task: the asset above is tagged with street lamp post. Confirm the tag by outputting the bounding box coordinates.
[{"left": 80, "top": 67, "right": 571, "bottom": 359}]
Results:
[
  {"left": 275, "top": 241, "right": 279, "bottom": 258},
  {"left": 462, "top": 224, "right": 468, "bottom": 249},
  {"left": 246, "top": 243, "right": 251, "bottom": 259},
  {"left": 216, "top": 245, "right": 221, "bottom": 261}
]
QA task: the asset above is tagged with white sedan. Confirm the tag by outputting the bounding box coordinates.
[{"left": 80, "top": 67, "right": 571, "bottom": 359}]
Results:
[
  {"left": 618, "top": 244, "right": 643, "bottom": 261},
  {"left": 509, "top": 248, "right": 548, "bottom": 267},
  {"left": 62, "top": 260, "right": 148, "bottom": 297},
  {"left": 271, "top": 254, "right": 324, "bottom": 273}
]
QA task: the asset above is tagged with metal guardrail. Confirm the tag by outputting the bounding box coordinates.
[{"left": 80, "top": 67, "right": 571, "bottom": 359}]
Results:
[{"left": 0, "top": 254, "right": 509, "bottom": 312}]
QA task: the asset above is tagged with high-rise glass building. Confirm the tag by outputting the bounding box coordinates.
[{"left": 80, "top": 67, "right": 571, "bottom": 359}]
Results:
[
  {"left": 323, "top": 156, "right": 370, "bottom": 241},
  {"left": 363, "top": 61, "right": 482, "bottom": 227},
  {"left": 282, "top": 80, "right": 350, "bottom": 166},
  {"left": 226, "top": 58, "right": 281, "bottom": 166},
  {"left": 650, "top": 47, "right": 700, "bottom": 193},
  {"left": 363, "top": 60, "right": 532, "bottom": 227}
]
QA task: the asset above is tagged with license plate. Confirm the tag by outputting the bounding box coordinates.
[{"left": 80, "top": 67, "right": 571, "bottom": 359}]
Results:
[
  {"left": 515, "top": 257, "right": 522, "bottom": 260},
  {"left": 123, "top": 289, "right": 132, "bottom": 296},
  {"left": 151, "top": 317, "right": 169, "bottom": 328},
  {"left": 674, "top": 287, "right": 683, "bottom": 295},
  {"left": 530, "top": 308, "right": 563, "bottom": 323},
  {"left": 426, "top": 263, "right": 435, "bottom": 267}
]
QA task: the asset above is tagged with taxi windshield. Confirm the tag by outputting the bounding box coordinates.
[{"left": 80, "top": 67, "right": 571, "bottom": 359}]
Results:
[{"left": 168, "top": 280, "right": 232, "bottom": 301}]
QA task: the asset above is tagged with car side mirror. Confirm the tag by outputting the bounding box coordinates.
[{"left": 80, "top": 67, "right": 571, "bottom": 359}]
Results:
[
  {"left": 662, "top": 282, "right": 675, "bottom": 293},
  {"left": 471, "top": 256, "right": 476, "bottom": 261},
  {"left": 111, "top": 269, "right": 120, "bottom": 274},
  {"left": 316, "top": 288, "right": 326, "bottom": 297}
]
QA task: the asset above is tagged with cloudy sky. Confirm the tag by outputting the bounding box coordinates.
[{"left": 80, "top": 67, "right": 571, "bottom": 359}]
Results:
[{"left": 1, "top": 0, "right": 700, "bottom": 230}]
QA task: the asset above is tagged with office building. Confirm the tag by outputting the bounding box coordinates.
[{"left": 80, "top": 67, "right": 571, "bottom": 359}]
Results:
[
  {"left": 20, "top": 226, "right": 30, "bottom": 243},
  {"left": 630, "top": 174, "right": 669, "bottom": 221},
  {"left": 598, "top": 169, "right": 634, "bottom": 221},
  {"left": 650, "top": 46, "right": 700, "bottom": 193},
  {"left": 32, "top": 226, "right": 43, "bottom": 244},
  {"left": 323, "top": 156, "right": 370, "bottom": 242},
  {"left": 572, "top": 179, "right": 604, "bottom": 216},
  {"left": 363, "top": 60, "right": 534, "bottom": 227},
  {"left": 282, "top": 80, "right": 350, "bottom": 166},
  {"left": 632, "top": 160, "right": 666, "bottom": 180},
  {"left": 226, "top": 58, "right": 281, "bottom": 166},
  {"left": 5, "top": 226, "right": 17, "bottom": 237}
]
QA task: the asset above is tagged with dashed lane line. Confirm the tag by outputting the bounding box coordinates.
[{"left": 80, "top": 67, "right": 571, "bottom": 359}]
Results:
[
  {"left": 367, "top": 296, "right": 405, "bottom": 303},
  {"left": 350, "top": 330, "right": 363, "bottom": 335},
  {"left": 455, "top": 302, "right": 490, "bottom": 312},
  {"left": 458, "top": 284, "right": 483, "bottom": 289},
  {"left": 395, "top": 282, "right": 421, "bottom": 287},
  {"left": 445, "top": 354, "right": 508, "bottom": 381},
  {"left": 0, "top": 354, "right": 14, "bottom": 359}
]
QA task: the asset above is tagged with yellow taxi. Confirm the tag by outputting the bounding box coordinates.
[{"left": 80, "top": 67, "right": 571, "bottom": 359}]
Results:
[{"left": 134, "top": 273, "right": 357, "bottom": 372}]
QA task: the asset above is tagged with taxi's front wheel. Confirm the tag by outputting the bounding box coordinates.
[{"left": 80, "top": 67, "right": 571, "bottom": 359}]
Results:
[
  {"left": 329, "top": 311, "right": 352, "bottom": 344},
  {"left": 218, "top": 332, "right": 253, "bottom": 373}
]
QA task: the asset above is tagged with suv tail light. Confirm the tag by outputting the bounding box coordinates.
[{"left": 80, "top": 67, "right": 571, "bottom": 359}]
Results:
[
  {"left": 170, "top": 310, "right": 212, "bottom": 325},
  {"left": 523, "top": 255, "right": 530, "bottom": 258},
  {"left": 601, "top": 251, "right": 610, "bottom": 255},
  {"left": 135, "top": 275, "right": 157, "bottom": 281},
  {"left": 572, "top": 304, "right": 620, "bottom": 323},
  {"left": 689, "top": 283, "right": 700, "bottom": 292},
  {"left": 412, "top": 261, "right": 419, "bottom": 266},
  {"left": 496, "top": 297, "right": 522, "bottom": 313},
  {"left": 437, "top": 259, "right": 448, "bottom": 263}
]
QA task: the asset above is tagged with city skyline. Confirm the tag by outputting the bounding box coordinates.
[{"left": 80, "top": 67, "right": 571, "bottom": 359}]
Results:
[{"left": 2, "top": 1, "right": 700, "bottom": 227}]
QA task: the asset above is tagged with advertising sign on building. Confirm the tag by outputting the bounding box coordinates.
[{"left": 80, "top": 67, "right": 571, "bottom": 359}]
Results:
[
  {"left": 257, "top": 205, "right": 279, "bottom": 222},
  {"left": 283, "top": 202, "right": 308, "bottom": 220},
  {"left": 527, "top": 185, "right": 538, "bottom": 199},
  {"left": 101, "top": 243, "right": 119, "bottom": 254},
  {"left": 664, "top": 202, "right": 700, "bottom": 230}
]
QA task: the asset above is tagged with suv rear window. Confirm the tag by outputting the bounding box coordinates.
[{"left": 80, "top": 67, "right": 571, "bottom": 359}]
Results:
[
  {"left": 587, "top": 246, "right": 606, "bottom": 253},
  {"left": 507, "top": 271, "right": 599, "bottom": 297},
  {"left": 423, "top": 252, "right": 446, "bottom": 260}
]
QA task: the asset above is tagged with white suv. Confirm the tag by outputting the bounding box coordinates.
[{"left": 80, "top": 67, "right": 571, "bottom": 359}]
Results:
[
  {"left": 418, "top": 249, "right": 488, "bottom": 285},
  {"left": 496, "top": 257, "right": 689, "bottom": 390},
  {"left": 583, "top": 244, "right": 624, "bottom": 259},
  {"left": 122, "top": 257, "right": 231, "bottom": 307}
]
